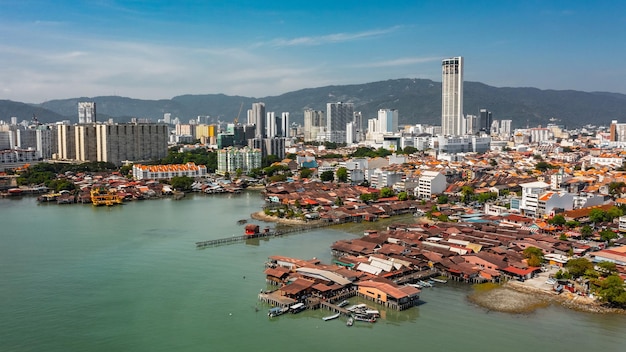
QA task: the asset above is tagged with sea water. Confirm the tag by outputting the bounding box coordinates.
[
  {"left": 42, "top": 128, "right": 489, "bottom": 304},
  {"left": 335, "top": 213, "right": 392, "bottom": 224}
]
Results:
[{"left": 1, "top": 193, "right": 625, "bottom": 352}]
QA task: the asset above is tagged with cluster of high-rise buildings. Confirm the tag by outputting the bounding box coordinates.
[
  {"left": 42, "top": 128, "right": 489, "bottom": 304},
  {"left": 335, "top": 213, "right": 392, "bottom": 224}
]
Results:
[{"left": 4, "top": 55, "right": 624, "bottom": 173}]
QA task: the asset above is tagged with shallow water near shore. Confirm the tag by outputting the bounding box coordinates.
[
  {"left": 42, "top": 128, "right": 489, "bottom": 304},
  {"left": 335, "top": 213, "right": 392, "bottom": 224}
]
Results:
[{"left": 1, "top": 192, "right": 625, "bottom": 352}]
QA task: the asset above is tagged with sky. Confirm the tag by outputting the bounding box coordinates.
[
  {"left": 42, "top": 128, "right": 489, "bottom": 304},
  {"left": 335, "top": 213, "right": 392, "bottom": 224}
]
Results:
[{"left": 1, "top": 0, "right": 626, "bottom": 103}]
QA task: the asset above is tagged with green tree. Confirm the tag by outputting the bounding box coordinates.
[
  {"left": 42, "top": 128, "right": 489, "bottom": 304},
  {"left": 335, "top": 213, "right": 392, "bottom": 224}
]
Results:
[
  {"left": 600, "top": 229, "right": 618, "bottom": 243},
  {"left": 380, "top": 187, "right": 395, "bottom": 198},
  {"left": 559, "top": 233, "right": 568, "bottom": 241},
  {"left": 401, "top": 146, "right": 418, "bottom": 155},
  {"left": 437, "top": 195, "right": 449, "bottom": 204},
  {"left": 596, "top": 261, "right": 618, "bottom": 275},
  {"left": 523, "top": 246, "right": 544, "bottom": 267},
  {"left": 548, "top": 214, "right": 566, "bottom": 226},
  {"left": 235, "top": 168, "right": 243, "bottom": 178},
  {"left": 565, "top": 220, "right": 580, "bottom": 228},
  {"left": 589, "top": 209, "right": 605, "bottom": 223},
  {"left": 300, "top": 168, "right": 313, "bottom": 179},
  {"left": 580, "top": 225, "right": 593, "bottom": 239},
  {"left": 320, "top": 170, "right": 334, "bottom": 182},
  {"left": 262, "top": 154, "right": 280, "bottom": 168},
  {"left": 336, "top": 167, "right": 348, "bottom": 183},
  {"left": 565, "top": 257, "right": 594, "bottom": 278},
  {"left": 460, "top": 186, "right": 474, "bottom": 204},
  {"left": 535, "top": 161, "right": 553, "bottom": 172},
  {"left": 397, "top": 191, "right": 408, "bottom": 201},
  {"left": 606, "top": 206, "right": 623, "bottom": 221},
  {"left": 596, "top": 275, "right": 626, "bottom": 308},
  {"left": 334, "top": 197, "right": 343, "bottom": 206},
  {"left": 170, "top": 176, "right": 194, "bottom": 192}
]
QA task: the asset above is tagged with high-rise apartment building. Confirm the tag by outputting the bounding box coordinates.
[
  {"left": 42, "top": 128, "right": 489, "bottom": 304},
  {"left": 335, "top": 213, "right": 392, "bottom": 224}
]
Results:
[
  {"left": 326, "top": 102, "right": 354, "bottom": 143},
  {"left": 281, "top": 112, "right": 290, "bottom": 138},
  {"left": 78, "top": 102, "right": 96, "bottom": 124},
  {"left": 441, "top": 57, "right": 463, "bottom": 136},
  {"left": 303, "top": 109, "right": 325, "bottom": 142},
  {"left": 251, "top": 102, "right": 266, "bottom": 138},
  {"left": 377, "top": 109, "right": 399, "bottom": 133}
]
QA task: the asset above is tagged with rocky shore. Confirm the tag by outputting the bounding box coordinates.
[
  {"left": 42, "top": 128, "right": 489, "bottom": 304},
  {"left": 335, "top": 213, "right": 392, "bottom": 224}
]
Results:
[{"left": 468, "top": 281, "right": 626, "bottom": 315}]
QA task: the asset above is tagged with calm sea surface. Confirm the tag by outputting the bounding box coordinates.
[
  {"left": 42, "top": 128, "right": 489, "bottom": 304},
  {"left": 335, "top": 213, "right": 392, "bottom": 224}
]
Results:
[{"left": 1, "top": 192, "right": 625, "bottom": 352}]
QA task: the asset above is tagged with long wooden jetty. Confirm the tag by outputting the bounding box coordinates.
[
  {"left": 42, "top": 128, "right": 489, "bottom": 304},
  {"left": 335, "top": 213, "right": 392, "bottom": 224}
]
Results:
[{"left": 195, "top": 220, "right": 349, "bottom": 249}]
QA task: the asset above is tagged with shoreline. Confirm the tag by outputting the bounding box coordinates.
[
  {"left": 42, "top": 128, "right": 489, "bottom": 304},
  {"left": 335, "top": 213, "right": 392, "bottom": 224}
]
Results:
[{"left": 469, "top": 280, "right": 626, "bottom": 315}]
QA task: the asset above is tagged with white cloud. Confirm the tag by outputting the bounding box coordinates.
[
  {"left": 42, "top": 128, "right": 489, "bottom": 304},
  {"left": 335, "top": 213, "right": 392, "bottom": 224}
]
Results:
[
  {"left": 259, "top": 26, "right": 402, "bottom": 47},
  {"left": 354, "top": 56, "right": 441, "bottom": 68}
]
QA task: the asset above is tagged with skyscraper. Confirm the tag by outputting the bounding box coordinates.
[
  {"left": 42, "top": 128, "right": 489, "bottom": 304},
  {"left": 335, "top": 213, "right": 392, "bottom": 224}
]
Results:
[
  {"left": 441, "top": 57, "right": 463, "bottom": 136},
  {"left": 78, "top": 102, "right": 96, "bottom": 124},
  {"left": 251, "top": 102, "right": 265, "bottom": 138},
  {"left": 480, "top": 108, "right": 492, "bottom": 134},
  {"left": 326, "top": 102, "right": 354, "bottom": 143}
]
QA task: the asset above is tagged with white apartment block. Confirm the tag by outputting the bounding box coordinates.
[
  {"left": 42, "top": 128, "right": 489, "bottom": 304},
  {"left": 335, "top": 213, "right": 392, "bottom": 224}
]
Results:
[
  {"left": 217, "top": 146, "right": 262, "bottom": 174},
  {"left": 519, "top": 181, "right": 550, "bottom": 217},
  {"left": 415, "top": 170, "right": 447, "bottom": 199}
]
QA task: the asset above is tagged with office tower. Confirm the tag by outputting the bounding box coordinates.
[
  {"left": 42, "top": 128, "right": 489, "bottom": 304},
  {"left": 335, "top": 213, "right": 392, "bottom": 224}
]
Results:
[
  {"left": 78, "top": 102, "right": 96, "bottom": 124},
  {"left": 480, "top": 108, "right": 492, "bottom": 133},
  {"left": 377, "top": 109, "right": 399, "bottom": 133},
  {"left": 251, "top": 102, "right": 266, "bottom": 138},
  {"left": 163, "top": 113, "right": 171, "bottom": 124},
  {"left": 326, "top": 102, "right": 354, "bottom": 143},
  {"left": 353, "top": 111, "right": 363, "bottom": 134},
  {"left": 281, "top": 112, "right": 290, "bottom": 137},
  {"left": 266, "top": 112, "right": 278, "bottom": 138},
  {"left": 441, "top": 57, "right": 463, "bottom": 136},
  {"left": 500, "top": 120, "right": 512, "bottom": 137},
  {"left": 303, "top": 109, "right": 325, "bottom": 142}
]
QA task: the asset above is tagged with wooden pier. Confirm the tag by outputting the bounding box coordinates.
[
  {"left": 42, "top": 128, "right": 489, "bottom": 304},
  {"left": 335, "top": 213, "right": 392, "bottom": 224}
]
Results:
[{"left": 195, "top": 220, "right": 349, "bottom": 248}]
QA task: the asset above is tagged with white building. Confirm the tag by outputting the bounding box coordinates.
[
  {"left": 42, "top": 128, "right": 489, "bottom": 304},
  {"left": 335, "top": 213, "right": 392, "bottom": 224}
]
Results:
[
  {"left": 216, "top": 146, "right": 262, "bottom": 175},
  {"left": 415, "top": 170, "right": 447, "bottom": 199},
  {"left": 519, "top": 181, "right": 550, "bottom": 217},
  {"left": 78, "top": 102, "right": 96, "bottom": 124},
  {"left": 441, "top": 56, "right": 464, "bottom": 136}
]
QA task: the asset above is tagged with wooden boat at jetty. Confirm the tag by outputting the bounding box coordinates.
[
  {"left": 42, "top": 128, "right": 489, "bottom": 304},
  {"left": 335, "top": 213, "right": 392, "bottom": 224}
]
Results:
[
  {"left": 353, "top": 315, "right": 376, "bottom": 323},
  {"left": 322, "top": 313, "right": 340, "bottom": 321},
  {"left": 431, "top": 277, "right": 448, "bottom": 284},
  {"left": 337, "top": 300, "right": 349, "bottom": 307},
  {"left": 289, "top": 302, "right": 306, "bottom": 314},
  {"left": 268, "top": 307, "right": 288, "bottom": 317},
  {"left": 346, "top": 317, "right": 354, "bottom": 326},
  {"left": 90, "top": 187, "right": 123, "bottom": 206}
]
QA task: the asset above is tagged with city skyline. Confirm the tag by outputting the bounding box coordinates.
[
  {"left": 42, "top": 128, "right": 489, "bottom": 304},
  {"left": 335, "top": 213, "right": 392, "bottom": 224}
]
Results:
[{"left": 1, "top": 1, "right": 626, "bottom": 103}]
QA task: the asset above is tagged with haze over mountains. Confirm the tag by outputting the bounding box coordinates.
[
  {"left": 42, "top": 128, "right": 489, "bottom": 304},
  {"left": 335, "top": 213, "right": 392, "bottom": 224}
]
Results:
[{"left": 3, "top": 79, "right": 626, "bottom": 129}]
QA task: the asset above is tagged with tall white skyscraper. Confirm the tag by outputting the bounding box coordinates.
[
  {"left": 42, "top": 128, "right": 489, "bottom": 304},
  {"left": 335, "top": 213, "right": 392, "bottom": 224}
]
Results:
[
  {"left": 441, "top": 57, "right": 463, "bottom": 136},
  {"left": 251, "top": 102, "right": 266, "bottom": 138},
  {"left": 78, "top": 102, "right": 96, "bottom": 124},
  {"left": 266, "top": 111, "right": 277, "bottom": 138},
  {"left": 377, "top": 109, "right": 398, "bottom": 133}
]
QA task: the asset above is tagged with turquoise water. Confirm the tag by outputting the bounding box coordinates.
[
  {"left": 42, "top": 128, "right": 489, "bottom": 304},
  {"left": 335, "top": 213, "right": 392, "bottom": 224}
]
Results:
[{"left": 1, "top": 193, "right": 625, "bottom": 352}]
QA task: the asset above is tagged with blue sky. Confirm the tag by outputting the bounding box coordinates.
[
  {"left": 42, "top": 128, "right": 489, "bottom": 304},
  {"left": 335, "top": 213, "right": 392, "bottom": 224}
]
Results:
[{"left": 1, "top": 0, "right": 625, "bottom": 103}]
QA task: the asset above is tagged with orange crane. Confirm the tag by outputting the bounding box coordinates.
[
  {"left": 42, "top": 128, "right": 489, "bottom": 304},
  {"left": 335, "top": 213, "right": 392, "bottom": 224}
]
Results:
[{"left": 234, "top": 102, "right": 243, "bottom": 124}]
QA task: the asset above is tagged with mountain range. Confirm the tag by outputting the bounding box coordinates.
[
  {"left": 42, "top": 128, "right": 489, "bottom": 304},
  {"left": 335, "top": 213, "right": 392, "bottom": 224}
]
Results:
[{"left": 2, "top": 78, "right": 626, "bottom": 129}]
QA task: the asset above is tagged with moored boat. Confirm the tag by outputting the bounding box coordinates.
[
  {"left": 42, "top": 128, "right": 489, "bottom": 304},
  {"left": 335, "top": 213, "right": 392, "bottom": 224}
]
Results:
[
  {"left": 322, "top": 313, "right": 340, "bottom": 321},
  {"left": 337, "top": 300, "right": 349, "bottom": 307},
  {"left": 289, "top": 302, "right": 306, "bottom": 313},
  {"left": 268, "top": 307, "right": 288, "bottom": 317},
  {"left": 346, "top": 317, "right": 354, "bottom": 326},
  {"left": 431, "top": 277, "right": 448, "bottom": 284}
]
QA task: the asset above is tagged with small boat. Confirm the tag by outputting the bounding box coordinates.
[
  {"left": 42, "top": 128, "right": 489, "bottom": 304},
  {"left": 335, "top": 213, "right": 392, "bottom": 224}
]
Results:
[
  {"left": 237, "top": 219, "right": 247, "bottom": 225},
  {"left": 289, "top": 302, "right": 306, "bottom": 314},
  {"left": 431, "top": 277, "right": 448, "bottom": 284},
  {"left": 337, "top": 300, "right": 349, "bottom": 307},
  {"left": 354, "top": 315, "right": 376, "bottom": 323},
  {"left": 419, "top": 280, "right": 433, "bottom": 288},
  {"left": 346, "top": 317, "right": 354, "bottom": 326},
  {"left": 322, "top": 313, "right": 340, "bottom": 321},
  {"left": 268, "top": 307, "right": 288, "bottom": 317}
]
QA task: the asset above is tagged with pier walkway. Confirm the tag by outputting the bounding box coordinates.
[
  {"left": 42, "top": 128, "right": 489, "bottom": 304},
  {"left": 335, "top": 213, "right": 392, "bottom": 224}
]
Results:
[{"left": 195, "top": 220, "right": 350, "bottom": 248}]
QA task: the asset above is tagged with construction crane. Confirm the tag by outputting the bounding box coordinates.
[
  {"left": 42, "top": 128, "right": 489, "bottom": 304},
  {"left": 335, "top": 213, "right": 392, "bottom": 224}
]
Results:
[{"left": 234, "top": 102, "right": 243, "bottom": 124}]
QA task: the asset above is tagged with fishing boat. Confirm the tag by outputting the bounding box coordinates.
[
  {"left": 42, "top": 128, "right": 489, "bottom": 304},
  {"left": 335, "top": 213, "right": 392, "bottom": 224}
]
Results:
[
  {"left": 289, "top": 302, "right": 306, "bottom": 314},
  {"left": 346, "top": 317, "right": 354, "bottom": 326},
  {"left": 337, "top": 300, "right": 349, "bottom": 307},
  {"left": 237, "top": 219, "right": 247, "bottom": 225},
  {"left": 431, "top": 277, "right": 448, "bottom": 284},
  {"left": 354, "top": 315, "right": 376, "bottom": 323},
  {"left": 268, "top": 307, "right": 288, "bottom": 317},
  {"left": 418, "top": 280, "right": 433, "bottom": 288},
  {"left": 322, "top": 313, "right": 340, "bottom": 321}
]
